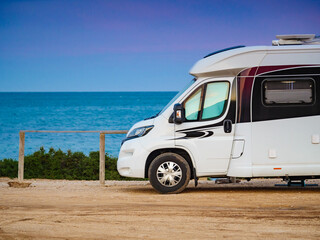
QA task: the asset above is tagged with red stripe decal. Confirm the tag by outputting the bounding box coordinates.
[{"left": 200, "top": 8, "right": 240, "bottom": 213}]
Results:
[{"left": 256, "top": 65, "right": 306, "bottom": 75}]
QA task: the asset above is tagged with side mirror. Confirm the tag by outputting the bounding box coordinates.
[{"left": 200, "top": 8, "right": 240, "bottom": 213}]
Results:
[{"left": 173, "top": 103, "right": 185, "bottom": 124}]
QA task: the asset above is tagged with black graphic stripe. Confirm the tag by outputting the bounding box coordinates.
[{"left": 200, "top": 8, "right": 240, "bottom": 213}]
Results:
[
  {"left": 174, "top": 130, "right": 214, "bottom": 140},
  {"left": 200, "top": 131, "right": 214, "bottom": 138}
]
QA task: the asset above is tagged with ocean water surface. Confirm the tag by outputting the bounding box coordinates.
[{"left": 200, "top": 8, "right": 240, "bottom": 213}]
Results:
[{"left": 0, "top": 92, "right": 176, "bottom": 160}]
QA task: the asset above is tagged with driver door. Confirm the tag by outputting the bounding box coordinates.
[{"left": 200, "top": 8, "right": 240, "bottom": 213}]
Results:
[{"left": 174, "top": 78, "right": 236, "bottom": 175}]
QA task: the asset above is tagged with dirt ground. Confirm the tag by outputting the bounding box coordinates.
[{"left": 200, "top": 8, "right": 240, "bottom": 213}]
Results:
[{"left": 0, "top": 178, "right": 319, "bottom": 240}]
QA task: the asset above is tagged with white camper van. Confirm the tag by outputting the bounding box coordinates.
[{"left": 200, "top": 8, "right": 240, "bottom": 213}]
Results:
[{"left": 117, "top": 34, "right": 320, "bottom": 193}]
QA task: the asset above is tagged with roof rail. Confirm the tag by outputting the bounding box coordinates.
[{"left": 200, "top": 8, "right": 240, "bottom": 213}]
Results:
[
  {"left": 203, "top": 45, "right": 245, "bottom": 58},
  {"left": 272, "top": 34, "right": 320, "bottom": 46}
]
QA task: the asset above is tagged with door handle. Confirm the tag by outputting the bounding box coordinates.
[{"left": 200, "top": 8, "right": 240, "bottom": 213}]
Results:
[{"left": 223, "top": 119, "right": 232, "bottom": 133}]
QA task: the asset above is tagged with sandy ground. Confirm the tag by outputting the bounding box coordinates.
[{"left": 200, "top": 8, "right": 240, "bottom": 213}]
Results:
[{"left": 0, "top": 178, "right": 320, "bottom": 240}]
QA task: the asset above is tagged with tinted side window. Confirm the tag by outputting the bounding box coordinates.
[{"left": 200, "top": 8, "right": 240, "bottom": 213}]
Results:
[
  {"left": 252, "top": 70, "right": 320, "bottom": 122},
  {"left": 202, "top": 82, "right": 230, "bottom": 120},
  {"left": 183, "top": 81, "right": 230, "bottom": 121},
  {"left": 263, "top": 79, "right": 314, "bottom": 105},
  {"left": 184, "top": 87, "right": 203, "bottom": 120}
]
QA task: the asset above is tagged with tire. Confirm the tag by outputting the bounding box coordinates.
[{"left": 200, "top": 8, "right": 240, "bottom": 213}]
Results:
[{"left": 148, "top": 152, "right": 191, "bottom": 194}]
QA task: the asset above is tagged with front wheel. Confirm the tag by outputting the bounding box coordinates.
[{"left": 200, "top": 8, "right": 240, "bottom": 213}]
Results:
[{"left": 148, "top": 153, "right": 191, "bottom": 194}]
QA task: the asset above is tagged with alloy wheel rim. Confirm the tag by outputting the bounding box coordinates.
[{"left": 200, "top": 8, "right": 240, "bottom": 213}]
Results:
[{"left": 156, "top": 161, "right": 182, "bottom": 187}]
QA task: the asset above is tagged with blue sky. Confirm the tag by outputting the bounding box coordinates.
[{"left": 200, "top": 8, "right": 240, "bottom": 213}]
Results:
[{"left": 0, "top": 0, "right": 319, "bottom": 91}]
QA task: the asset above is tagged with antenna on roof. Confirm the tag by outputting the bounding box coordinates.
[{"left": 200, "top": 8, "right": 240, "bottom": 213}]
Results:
[{"left": 272, "top": 34, "right": 320, "bottom": 46}]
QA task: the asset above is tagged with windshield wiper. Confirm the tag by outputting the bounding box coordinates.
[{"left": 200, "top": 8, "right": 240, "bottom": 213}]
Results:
[{"left": 144, "top": 112, "right": 160, "bottom": 120}]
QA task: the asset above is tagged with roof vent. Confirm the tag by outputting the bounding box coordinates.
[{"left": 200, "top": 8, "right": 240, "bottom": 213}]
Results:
[{"left": 272, "top": 34, "right": 320, "bottom": 46}]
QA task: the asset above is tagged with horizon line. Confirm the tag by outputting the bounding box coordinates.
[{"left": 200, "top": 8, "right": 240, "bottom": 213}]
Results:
[{"left": 0, "top": 90, "right": 179, "bottom": 93}]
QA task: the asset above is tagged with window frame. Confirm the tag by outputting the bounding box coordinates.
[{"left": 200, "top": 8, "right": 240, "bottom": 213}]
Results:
[
  {"left": 261, "top": 77, "right": 316, "bottom": 107},
  {"left": 182, "top": 81, "right": 230, "bottom": 122}
]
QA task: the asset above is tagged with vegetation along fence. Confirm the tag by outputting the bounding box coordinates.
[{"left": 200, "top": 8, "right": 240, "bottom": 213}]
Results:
[{"left": 18, "top": 130, "right": 128, "bottom": 185}]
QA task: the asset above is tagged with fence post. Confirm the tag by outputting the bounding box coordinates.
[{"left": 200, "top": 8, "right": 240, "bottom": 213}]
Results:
[
  {"left": 18, "top": 131, "right": 25, "bottom": 182},
  {"left": 99, "top": 133, "right": 105, "bottom": 185}
]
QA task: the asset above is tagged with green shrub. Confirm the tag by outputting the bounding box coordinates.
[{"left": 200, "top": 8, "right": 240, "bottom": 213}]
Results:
[
  {"left": 0, "top": 158, "right": 18, "bottom": 178},
  {"left": 0, "top": 147, "right": 146, "bottom": 181}
]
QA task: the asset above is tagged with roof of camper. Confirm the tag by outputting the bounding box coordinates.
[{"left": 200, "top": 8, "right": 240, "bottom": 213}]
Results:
[{"left": 189, "top": 44, "right": 320, "bottom": 77}]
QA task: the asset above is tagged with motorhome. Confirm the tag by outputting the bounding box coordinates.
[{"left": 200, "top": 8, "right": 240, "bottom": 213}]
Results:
[{"left": 117, "top": 34, "right": 320, "bottom": 193}]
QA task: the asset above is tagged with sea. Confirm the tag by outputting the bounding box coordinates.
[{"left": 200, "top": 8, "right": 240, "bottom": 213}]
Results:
[{"left": 0, "top": 92, "right": 177, "bottom": 160}]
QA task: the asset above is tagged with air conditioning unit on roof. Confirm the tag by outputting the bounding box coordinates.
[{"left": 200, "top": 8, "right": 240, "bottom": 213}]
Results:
[{"left": 272, "top": 34, "right": 320, "bottom": 46}]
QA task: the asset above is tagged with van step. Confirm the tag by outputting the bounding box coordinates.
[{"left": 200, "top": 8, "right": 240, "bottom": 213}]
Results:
[
  {"left": 275, "top": 180, "right": 318, "bottom": 187},
  {"left": 212, "top": 178, "right": 241, "bottom": 184}
]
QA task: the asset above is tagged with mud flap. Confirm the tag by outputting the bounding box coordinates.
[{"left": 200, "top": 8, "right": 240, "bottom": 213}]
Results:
[{"left": 193, "top": 168, "right": 198, "bottom": 187}]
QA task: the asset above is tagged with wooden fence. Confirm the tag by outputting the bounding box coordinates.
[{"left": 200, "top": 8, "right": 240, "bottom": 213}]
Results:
[{"left": 18, "top": 130, "right": 128, "bottom": 185}]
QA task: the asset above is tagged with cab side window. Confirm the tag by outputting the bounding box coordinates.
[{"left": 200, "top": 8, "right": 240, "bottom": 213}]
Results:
[
  {"left": 183, "top": 81, "right": 230, "bottom": 121},
  {"left": 184, "top": 87, "right": 203, "bottom": 120},
  {"left": 202, "top": 82, "right": 230, "bottom": 120}
]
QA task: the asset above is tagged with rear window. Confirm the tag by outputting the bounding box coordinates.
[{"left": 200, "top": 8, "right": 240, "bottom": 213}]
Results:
[{"left": 263, "top": 78, "right": 315, "bottom": 105}]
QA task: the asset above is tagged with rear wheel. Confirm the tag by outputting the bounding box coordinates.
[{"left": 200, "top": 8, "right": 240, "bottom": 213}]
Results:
[{"left": 148, "top": 153, "right": 191, "bottom": 194}]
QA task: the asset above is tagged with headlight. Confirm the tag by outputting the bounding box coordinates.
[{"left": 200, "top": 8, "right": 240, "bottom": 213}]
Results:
[
  {"left": 127, "top": 125, "right": 154, "bottom": 138},
  {"left": 121, "top": 125, "right": 154, "bottom": 145}
]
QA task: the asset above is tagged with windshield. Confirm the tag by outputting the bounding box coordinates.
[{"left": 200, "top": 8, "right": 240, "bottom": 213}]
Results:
[{"left": 159, "top": 79, "right": 196, "bottom": 115}]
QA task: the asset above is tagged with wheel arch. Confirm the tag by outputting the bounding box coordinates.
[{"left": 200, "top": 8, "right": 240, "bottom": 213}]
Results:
[{"left": 145, "top": 148, "right": 195, "bottom": 179}]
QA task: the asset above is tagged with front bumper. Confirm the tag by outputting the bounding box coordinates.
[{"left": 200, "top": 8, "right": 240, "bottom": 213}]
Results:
[{"left": 117, "top": 138, "right": 150, "bottom": 178}]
